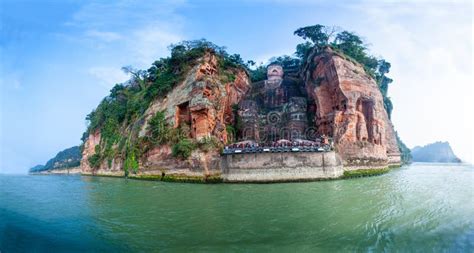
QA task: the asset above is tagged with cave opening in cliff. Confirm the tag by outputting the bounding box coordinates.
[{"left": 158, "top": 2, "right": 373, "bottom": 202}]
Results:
[
  {"left": 176, "top": 102, "right": 191, "bottom": 127},
  {"left": 190, "top": 109, "right": 210, "bottom": 139},
  {"left": 357, "top": 98, "right": 375, "bottom": 143}
]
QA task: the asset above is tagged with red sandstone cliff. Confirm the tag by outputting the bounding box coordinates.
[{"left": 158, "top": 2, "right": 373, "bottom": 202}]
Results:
[
  {"left": 81, "top": 47, "right": 401, "bottom": 177},
  {"left": 81, "top": 53, "right": 251, "bottom": 176},
  {"left": 304, "top": 48, "right": 401, "bottom": 167}
]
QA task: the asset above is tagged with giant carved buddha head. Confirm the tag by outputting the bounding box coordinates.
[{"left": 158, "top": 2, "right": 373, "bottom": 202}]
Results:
[{"left": 267, "top": 64, "right": 283, "bottom": 81}]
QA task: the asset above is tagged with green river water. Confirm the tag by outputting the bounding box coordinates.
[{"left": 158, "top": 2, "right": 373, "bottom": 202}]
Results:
[{"left": 1, "top": 163, "right": 473, "bottom": 252}]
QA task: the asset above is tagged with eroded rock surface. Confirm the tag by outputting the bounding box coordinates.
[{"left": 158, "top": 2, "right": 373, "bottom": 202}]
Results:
[
  {"left": 81, "top": 53, "right": 251, "bottom": 175},
  {"left": 304, "top": 48, "right": 400, "bottom": 167}
]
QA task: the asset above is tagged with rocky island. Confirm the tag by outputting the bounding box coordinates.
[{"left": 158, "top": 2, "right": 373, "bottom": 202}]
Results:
[{"left": 36, "top": 25, "right": 411, "bottom": 182}]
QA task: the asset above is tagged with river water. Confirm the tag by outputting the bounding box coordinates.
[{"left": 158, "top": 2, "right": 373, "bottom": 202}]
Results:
[{"left": 1, "top": 163, "right": 473, "bottom": 252}]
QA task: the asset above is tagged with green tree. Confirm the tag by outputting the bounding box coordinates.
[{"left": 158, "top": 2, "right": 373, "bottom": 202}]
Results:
[
  {"left": 109, "top": 84, "right": 126, "bottom": 99},
  {"left": 294, "top": 25, "right": 330, "bottom": 48},
  {"left": 295, "top": 41, "right": 313, "bottom": 60},
  {"left": 248, "top": 65, "right": 267, "bottom": 82},
  {"left": 377, "top": 59, "right": 391, "bottom": 75},
  {"left": 333, "top": 31, "right": 367, "bottom": 62},
  {"left": 121, "top": 66, "right": 148, "bottom": 90},
  {"left": 269, "top": 55, "right": 301, "bottom": 69}
]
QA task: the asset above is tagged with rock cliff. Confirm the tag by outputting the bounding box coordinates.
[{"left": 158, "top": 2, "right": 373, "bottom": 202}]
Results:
[
  {"left": 81, "top": 51, "right": 251, "bottom": 176},
  {"left": 304, "top": 48, "right": 401, "bottom": 167},
  {"left": 139, "top": 53, "right": 250, "bottom": 175}
]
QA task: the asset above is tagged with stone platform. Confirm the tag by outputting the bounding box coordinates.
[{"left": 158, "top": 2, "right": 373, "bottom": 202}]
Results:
[{"left": 220, "top": 151, "right": 343, "bottom": 182}]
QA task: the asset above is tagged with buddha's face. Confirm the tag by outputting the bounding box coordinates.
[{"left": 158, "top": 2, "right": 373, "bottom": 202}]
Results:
[{"left": 267, "top": 65, "right": 283, "bottom": 80}]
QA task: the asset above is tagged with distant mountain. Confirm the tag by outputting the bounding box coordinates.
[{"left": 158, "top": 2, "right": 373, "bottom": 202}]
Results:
[
  {"left": 411, "top": 142, "right": 461, "bottom": 163},
  {"left": 29, "top": 164, "right": 45, "bottom": 172},
  {"left": 29, "top": 146, "right": 81, "bottom": 173}
]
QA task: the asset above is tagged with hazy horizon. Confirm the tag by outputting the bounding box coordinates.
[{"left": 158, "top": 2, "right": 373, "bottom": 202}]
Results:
[{"left": 1, "top": 0, "right": 472, "bottom": 173}]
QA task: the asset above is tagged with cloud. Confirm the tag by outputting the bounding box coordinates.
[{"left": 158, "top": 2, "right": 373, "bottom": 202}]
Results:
[
  {"left": 58, "top": 0, "right": 186, "bottom": 91},
  {"left": 67, "top": 0, "right": 187, "bottom": 30},
  {"left": 88, "top": 67, "right": 129, "bottom": 89},
  {"left": 128, "top": 23, "right": 182, "bottom": 66},
  {"left": 63, "top": 0, "right": 185, "bottom": 68},
  {"left": 84, "top": 30, "right": 122, "bottom": 42}
]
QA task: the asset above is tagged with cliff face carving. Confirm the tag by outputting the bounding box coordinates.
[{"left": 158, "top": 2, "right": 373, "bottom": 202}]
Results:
[
  {"left": 81, "top": 47, "right": 401, "bottom": 177},
  {"left": 81, "top": 53, "right": 251, "bottom": 175},
  {"left": 148, "top": 53, "right": 250, "bottom": 142},
  {"left": 304, "top": 48, "right": 400, "bottom": 167},
  {"left": 140, "top": 53, "right": 251, "bottom": 174}
]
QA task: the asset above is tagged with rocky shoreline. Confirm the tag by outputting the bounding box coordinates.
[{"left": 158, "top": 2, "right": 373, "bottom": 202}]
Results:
[{"left": 38, "top": 166, "right": 394, "bottom": 184}]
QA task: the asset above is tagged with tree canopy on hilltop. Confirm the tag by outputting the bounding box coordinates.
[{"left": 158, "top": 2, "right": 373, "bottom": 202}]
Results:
[{"left": 293, "top": 24, "right": 394, "bottom": 119}]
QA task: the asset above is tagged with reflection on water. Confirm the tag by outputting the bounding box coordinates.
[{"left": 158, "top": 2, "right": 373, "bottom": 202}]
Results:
[{"left": 1, "top": 163, "right": 473, "bottom": 252}]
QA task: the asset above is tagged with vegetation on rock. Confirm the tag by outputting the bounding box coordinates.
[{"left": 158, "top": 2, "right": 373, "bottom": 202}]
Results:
[
  {"left": 147, "top": 111, "right": 170, "bottom": 145},
  {"left": 172, "top": 138, "right": 196, "bottom": 159},
  {"left": 342, "top": 168, "right": 390, "bottom": 178},
  {"left": 87, "top": 145, "right": 101, "bottom": 169},
  {"left": 82, "top": 39, "right": 249, "bottom": 170},
  {"left": 29, "top": 146, "right": 81, "bottom": 172},
  {"left": 293, "top": 24, "right": 410, "bottom": 162},
  {"left": 396, "top": 132, "right": 412, "bottom": 163}
]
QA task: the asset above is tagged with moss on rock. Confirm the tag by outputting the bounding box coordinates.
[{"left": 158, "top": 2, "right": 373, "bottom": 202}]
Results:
[
  {"left": 129, "top": 174, "right": 223, "bottom": 184},
  {"left": 342, "top": 168, "right": 390, "bottom": 178}
]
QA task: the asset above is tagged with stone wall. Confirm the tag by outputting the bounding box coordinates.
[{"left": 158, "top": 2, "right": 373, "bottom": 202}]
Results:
[{"left": 221, "top": 151, "right": 343, "bottom": 182}]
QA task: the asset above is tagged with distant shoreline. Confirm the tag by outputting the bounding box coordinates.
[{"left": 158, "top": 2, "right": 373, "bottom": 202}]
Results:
[{"left": 29, "top": 166, "right": 81, "bottom": 175}]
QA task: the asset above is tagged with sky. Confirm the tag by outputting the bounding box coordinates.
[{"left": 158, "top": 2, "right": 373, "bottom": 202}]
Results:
[{"left": 0, "top": 0, "right": 472, "bottom": 173}]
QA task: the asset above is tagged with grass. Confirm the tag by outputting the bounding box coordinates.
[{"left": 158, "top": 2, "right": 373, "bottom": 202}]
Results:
[{"left": 342, "top": 167, "right": 390, "bottom": 179}]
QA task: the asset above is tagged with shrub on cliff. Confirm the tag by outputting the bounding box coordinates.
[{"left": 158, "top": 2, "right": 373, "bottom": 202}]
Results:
[
  {"left": 87, "top": 145, "right": 102, "bottom": 169},
  {"left": 148, "top": 111, "right": 170, "bottom": 145},
  {"left": 197, "top": 137, "right": 222, "bottom": 153},
  {"left": 124, "top": 149, "right": 139, "bottom": 176},
  {"left": 269, "top": 55, "right": 301, "bottom": 70},
  {"left": 172, "top": 138, "right": 196, "bottom": 159},
  {"left": 88, "top": 153, "right": 101, "bottom": 169},
  {"left": 248, "top": 65, "right": 267, "bottom": 82}
]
